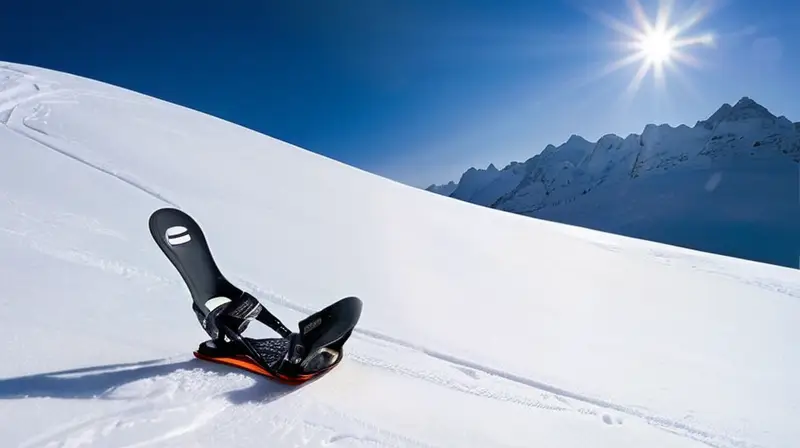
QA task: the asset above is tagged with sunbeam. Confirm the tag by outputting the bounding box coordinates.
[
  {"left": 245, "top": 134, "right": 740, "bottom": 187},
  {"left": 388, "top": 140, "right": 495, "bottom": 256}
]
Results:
[{"left": 593, "top": 0, "right": 716, "bottom": 97}]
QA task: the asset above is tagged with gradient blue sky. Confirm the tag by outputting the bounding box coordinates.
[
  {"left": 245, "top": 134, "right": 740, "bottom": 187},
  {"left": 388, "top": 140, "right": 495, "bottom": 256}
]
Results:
[{"left": 2, "top": 0, "right": 798, "bottom": 187}]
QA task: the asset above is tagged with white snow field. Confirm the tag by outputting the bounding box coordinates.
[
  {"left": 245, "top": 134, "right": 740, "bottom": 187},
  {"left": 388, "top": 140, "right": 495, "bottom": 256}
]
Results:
[{"left": 0, "top": 62, "right": 798, "bottom": 448}]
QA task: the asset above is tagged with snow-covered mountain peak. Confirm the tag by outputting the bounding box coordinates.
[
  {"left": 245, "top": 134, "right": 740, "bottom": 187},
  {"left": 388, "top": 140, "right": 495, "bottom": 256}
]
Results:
[
  {"left": 642, "top": 122, "right": 676, "bottom": 134},
  {"left": 425, "top": 180, "right": 457, "bottom": 196},
  {"left": 447, "top": 162, "right": 506, "bottom": 202},
  {"left": 541, "top": 143, "right": 559, "bottom": 156},
  {"left": 730, "top": 96, "right": 775, "bottom": 119},
  {"left": 697, "top": 96, "right": 780, "bottom": 131},
  {"left": 596, "top": 133, "right": 624, "bottom": 146},
  {"left": 549, "top": 133, "right": 596, "bottom": 160},
  {"left": 462, "top": 162, "right": 499, "bottom": 177},
  {"left": 566, "top": 133, "right": 589, "bottom": 145},
  {"left": 697, "top": 102, "right": 733, "bottom": 129}
]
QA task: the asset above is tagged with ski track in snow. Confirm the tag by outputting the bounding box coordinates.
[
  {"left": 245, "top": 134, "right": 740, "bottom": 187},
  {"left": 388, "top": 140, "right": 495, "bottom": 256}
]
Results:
[
  {"left": 0, "top": 66, "right": 180, "bottom": 208},
  {"left": 237, "top": 281, "right": 751, "bottom": 448}
]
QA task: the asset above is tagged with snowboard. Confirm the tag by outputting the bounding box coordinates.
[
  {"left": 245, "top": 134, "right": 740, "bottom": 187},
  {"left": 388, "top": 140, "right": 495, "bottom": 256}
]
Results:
[{"left": 148, "top": 206, "right": 362, "bottom": 385}]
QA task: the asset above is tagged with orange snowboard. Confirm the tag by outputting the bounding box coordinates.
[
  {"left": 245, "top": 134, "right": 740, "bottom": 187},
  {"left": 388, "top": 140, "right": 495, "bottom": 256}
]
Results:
[{"left": 193, "top": 351, "right": 323, "bottom": 385}]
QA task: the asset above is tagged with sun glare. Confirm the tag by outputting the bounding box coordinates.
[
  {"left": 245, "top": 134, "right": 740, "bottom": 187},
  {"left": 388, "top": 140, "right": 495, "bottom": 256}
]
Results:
[
  {"left": 592, "top": 0, "right": 715, "bottom": 96},
  {"left": 639, "top": 27, "right": 675, "bottom": 64}
]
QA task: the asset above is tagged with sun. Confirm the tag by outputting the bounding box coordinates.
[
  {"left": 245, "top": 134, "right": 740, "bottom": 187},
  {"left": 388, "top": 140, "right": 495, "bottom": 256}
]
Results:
[
  {"left": 638, "top": 27, "right": 675, "bottom": 65},
  {"left": 591, "top": 0, "right": 715, "bottom": 96}
]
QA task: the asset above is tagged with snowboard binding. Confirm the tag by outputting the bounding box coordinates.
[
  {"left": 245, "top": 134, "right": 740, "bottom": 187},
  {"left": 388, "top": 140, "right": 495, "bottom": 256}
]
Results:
[{"left": 148, "top": 207, "right": 362, "bottom": 385}]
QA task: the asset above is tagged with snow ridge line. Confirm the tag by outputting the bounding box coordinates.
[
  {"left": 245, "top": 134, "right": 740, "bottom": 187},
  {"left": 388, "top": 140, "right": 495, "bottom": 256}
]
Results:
[{"left": 236, "top": 280, "right": 753, "bottom": 448}]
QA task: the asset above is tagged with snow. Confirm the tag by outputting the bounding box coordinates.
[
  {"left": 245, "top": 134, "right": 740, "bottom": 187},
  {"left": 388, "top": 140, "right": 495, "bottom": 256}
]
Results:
[
  {"left": 0, "top": 61, "right": 799, "bottom": 448},
  {"left": 428, "top": 97, "right": 800, "bottom": 268}
]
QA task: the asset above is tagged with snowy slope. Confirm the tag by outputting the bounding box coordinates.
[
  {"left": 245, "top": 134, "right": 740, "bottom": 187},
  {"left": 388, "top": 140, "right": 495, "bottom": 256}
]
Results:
[
  {"left": 1, "top": 62, "right": 799, "bottom": 448},
  {"left": 427, "top": 99, "right": 800, "bottom": 268}
]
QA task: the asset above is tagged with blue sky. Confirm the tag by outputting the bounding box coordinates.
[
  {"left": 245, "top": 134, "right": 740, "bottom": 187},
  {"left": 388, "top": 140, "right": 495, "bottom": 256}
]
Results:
[{"left": 2, "top": 0, "right": 798, "bottom": 187}]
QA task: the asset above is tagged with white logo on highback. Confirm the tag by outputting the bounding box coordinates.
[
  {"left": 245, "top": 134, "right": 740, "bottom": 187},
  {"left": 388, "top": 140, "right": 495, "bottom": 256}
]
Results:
[{"left": 166, "top": 225, "right": 191, "bottom": 245}]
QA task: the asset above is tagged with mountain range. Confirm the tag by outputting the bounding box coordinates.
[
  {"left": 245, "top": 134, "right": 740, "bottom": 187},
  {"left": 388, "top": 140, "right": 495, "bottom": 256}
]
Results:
[{"left": 426, "top": 97, "right": 800, "bottom": 268}]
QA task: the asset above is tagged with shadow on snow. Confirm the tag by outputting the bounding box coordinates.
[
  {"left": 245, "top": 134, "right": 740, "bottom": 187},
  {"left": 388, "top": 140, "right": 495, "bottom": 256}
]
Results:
[{"left": 0, "top": 357, "right": 312, "bottom": 405}]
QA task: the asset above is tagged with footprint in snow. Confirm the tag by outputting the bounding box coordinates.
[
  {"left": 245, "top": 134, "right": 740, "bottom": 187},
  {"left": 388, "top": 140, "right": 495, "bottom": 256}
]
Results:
[{"left": 601, "top": 413, "right": 623, "bottom": 425}]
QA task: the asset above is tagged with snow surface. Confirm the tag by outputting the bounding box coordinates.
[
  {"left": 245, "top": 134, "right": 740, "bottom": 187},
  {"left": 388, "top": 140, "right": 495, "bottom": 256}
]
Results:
[
  {"left": 1, "top": 62, "right": 799, "bottom": 448},
  {"left": 427, "top": 99, "right": 800, "bottom": 268}
]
